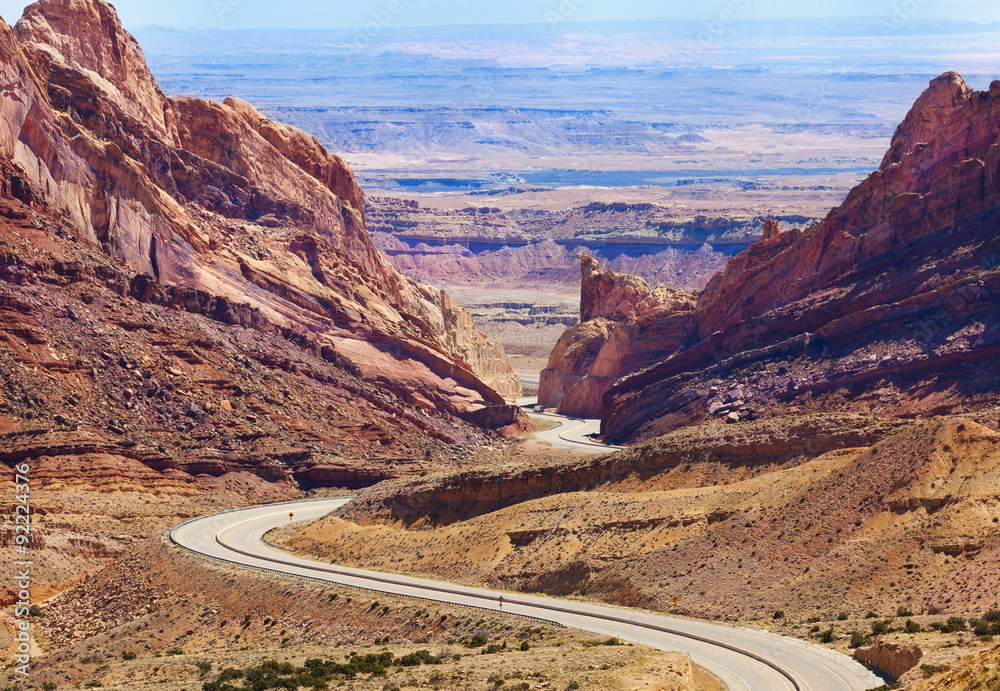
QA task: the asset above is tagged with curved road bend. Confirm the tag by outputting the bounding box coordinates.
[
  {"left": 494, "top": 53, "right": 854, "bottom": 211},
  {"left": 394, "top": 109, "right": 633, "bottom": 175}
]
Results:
[
  {"left": 515, "top": 395, "right": 625, "bottom": 453},
  {"left": 172, "top": 499, "right": 879, "bottom": 691}
]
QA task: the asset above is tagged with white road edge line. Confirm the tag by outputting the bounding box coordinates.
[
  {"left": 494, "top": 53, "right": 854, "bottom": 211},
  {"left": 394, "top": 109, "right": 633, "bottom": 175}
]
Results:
[{"left": 170, "top": 499, "right": 881, "bottom": 691}]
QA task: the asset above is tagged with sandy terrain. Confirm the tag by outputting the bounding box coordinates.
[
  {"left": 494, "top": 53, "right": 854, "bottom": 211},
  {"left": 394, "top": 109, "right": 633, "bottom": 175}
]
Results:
[
  {"left": 281, "top": 416, "right": 1000, "bottom": 686},
  {"left": 1, "top": 529, "right": 705, "bottom": 691}
]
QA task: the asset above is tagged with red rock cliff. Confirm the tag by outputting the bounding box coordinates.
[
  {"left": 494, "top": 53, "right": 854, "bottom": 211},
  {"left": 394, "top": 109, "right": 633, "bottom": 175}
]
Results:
[
  {"left": 596, "top": 73, "right": 1000, "bottom": 443},
  {"left": 0, "top": 0, "right": 521, "bottom": 420},
  {"left": 538, "top": 257, "right": 696, "bottom": 418}
]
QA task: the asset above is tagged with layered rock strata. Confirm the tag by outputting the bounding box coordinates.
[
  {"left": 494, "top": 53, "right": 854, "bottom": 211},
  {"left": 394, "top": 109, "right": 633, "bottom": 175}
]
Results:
[
  {"left": 0, "top": 0, "right": 527, "bottom": 493},
  {"left": 1, "top": 0, "right": 520, "bottom": 423},
  {"left": 543, "top": 73, "right": 1000, "bottom": 442},
  {"left": 538, "top": 257, "right": 696, "bottom": 417}
]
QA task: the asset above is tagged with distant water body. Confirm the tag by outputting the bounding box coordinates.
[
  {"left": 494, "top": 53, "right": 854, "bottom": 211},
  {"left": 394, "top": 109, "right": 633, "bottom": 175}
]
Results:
[{"left": 363, "top": 167, "right": 872, "bottom": 191}]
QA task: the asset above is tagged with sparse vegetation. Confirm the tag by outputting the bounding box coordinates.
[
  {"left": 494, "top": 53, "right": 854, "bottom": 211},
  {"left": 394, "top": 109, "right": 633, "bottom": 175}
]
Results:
[
  {"left": 930, "top": 616, "right": 968, "bottom": 634},
  {"left": 871, "top": 619, "right": 891, "bottom": 635},
  {"left": 920, "top": 663, "right": 951, "bottom": 678},
  {"left": 203, "top": 653, "right": 443, "bottom": 690},
  {"left": 969, "top": 611, "right": 1000, "bottom": 637}
]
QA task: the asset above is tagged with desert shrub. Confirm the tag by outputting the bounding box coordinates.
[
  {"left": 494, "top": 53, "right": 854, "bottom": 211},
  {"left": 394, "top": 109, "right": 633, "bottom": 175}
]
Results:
[
  {"left": 396, "top": 650, "right": 441, "bottom": 667},
  {"left": 929, "top": 616, "right": 967, "bottom": 633},
  {"left": 215, "top": 668, "right": 244, "bottom": 682},
  {"left": 203, "top": 651, "right": 445, "bottom": 691},
  {"left": 920, "top": 663, "right": 950, "bottom": 678},
  {"left": 969, "top": 616, "right": 1000, "bottom": 637}
]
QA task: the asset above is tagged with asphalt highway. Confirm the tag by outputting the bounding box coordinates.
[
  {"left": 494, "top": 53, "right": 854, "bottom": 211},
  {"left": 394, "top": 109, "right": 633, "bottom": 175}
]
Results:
[
  {"left": 171, "top": 499, "right": 882, "bottom": 691},
  {"left": 515, "top": 396, "right": 625, "bottom": 453}
]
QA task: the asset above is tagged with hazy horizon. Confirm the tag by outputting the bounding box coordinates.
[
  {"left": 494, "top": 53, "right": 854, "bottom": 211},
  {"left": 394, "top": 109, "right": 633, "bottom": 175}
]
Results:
[{"left": 2, "top": 0, "right": 1000, "bottom": 31}]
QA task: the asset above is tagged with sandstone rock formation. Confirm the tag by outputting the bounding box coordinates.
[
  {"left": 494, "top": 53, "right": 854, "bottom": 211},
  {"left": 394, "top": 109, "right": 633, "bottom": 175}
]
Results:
[
  {"left": 538, "top": 257, "right": 696, "bottom": 417},
  {"left": 1, "top": 0, "right": 521, "bottom": 426},
  {"left": 341, "top": 413, "right": 906, "bottom": 527},
  {"left": 917, "top": 644, "right": 1000, "bottom": 690},
  {"left": 0, "top": 0, "right": 527, "bottom": 495},
  {"left": 0, "top": 202, "right": 502, "bottom": 492},
  {"left": 760, "top": 218, "right": 781, "bottom": 241},
  {"left": 854, "top": 643, "right": 923, "bottom": 681},
  {"left": 547, "top": 73, "right": 1000, "bottom": 443}
]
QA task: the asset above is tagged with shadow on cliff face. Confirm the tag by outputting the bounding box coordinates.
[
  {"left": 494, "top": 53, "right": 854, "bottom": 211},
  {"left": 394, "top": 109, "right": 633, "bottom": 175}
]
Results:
[
  {"left": 518, "top": 559, "right": 653, "bottom": 609},
  {"left": 339, "top": 413, "right": 907, "bottom": 528}
]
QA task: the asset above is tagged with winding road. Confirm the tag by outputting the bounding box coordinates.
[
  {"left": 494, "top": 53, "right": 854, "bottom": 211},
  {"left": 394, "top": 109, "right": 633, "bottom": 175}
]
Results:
[
  {"left": 171, "top": 384, "right": 878, "bottom": 691},
  {"left": 172, "top": 496, "right": 881, "bottom": 691},
  {"left": 515, "top": 395, "right": 625, "bottom": 453}
]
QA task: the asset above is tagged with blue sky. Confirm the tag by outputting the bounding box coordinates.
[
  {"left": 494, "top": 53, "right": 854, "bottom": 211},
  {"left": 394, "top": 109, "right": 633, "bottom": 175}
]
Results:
[{"left": 1, "top": 0, "right": 998, "bottom": 30}]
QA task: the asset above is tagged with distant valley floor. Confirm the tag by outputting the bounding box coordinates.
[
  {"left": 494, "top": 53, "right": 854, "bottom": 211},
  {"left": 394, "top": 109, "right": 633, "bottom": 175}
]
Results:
[{"left": 363, "top": 184, "right": 846, "bottom": 373}]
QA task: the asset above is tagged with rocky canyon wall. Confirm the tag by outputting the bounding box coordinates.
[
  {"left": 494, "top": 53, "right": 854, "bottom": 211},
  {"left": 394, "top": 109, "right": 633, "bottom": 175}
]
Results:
[
  {"left": 538, "top": 257, "right": 697, "bottom": 417},
  {"left": 2, "top": 0, "right": 520, "bottom": 418},
  {"left": 543, "top": 73, "right": 1000, "bottom": 442}
]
